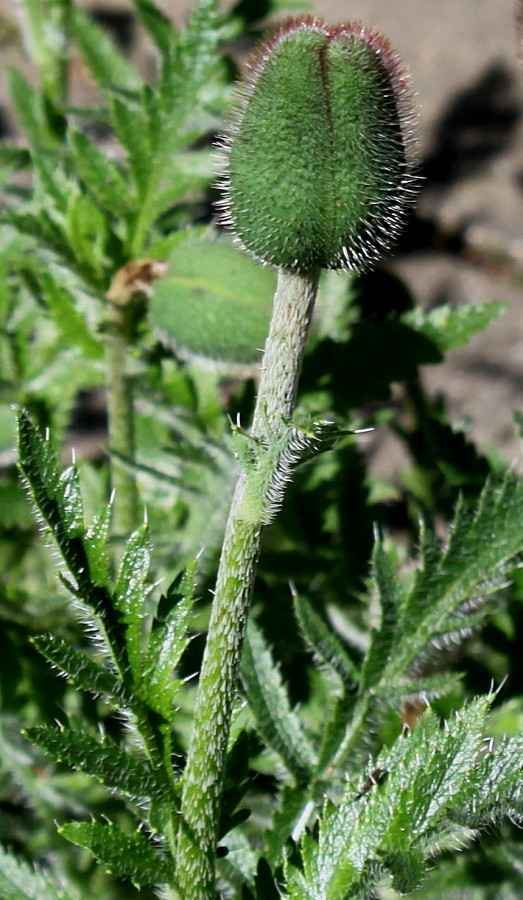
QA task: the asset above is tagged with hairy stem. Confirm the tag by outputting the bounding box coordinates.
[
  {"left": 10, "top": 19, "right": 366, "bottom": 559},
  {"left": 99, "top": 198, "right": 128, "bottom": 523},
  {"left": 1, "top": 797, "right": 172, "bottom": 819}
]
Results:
[
  {"left": 103, "top": 292, "right": 138, "bottom": 542},
  {"left": 175, "top": 267, "right": 320, "bottom": 899}
]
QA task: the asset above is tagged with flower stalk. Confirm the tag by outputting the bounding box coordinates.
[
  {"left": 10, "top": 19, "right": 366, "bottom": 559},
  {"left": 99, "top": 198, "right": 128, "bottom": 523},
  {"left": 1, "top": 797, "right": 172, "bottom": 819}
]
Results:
[
  {"left": 103, "top": 276, "right": 139, "bottom": 542},
  {"left": 175, "top": 267, "right": 320, "bottom": 899}
]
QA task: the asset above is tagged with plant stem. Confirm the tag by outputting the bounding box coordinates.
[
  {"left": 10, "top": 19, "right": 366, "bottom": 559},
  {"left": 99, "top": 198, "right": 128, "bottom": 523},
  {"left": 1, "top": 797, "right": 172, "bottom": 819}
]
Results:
[
  {"left": 103, "top": 290, "right": 138, "bottom": 542},
  {"left": 175, "top": 267, "right": 320, "bottom": 899}
]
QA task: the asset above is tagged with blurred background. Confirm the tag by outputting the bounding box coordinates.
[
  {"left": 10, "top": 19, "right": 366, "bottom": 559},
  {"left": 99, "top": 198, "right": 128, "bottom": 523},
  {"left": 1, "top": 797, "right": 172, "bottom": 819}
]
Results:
[{"left": 0, "top": 0, "right": 522, "bottom": 475}]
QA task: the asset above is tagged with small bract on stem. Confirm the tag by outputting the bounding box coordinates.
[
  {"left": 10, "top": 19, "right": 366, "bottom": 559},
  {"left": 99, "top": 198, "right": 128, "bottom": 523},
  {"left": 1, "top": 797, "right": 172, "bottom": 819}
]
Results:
[{"left": 176, "top": 17, "right": 418, "bottom": 899}]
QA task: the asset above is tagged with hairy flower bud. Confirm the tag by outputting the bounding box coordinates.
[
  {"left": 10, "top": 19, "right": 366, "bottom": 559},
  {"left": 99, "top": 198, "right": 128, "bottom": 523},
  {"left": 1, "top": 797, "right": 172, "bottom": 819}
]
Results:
[{"left": 217, "top": 18, "right": 418, "bottom": 271}]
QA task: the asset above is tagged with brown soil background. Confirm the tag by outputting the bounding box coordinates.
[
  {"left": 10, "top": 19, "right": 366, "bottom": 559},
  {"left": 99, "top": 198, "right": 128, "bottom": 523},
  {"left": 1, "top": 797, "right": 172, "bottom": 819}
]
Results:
[{"left": 1, "top": 0, "right": 522, "bottom": 478}]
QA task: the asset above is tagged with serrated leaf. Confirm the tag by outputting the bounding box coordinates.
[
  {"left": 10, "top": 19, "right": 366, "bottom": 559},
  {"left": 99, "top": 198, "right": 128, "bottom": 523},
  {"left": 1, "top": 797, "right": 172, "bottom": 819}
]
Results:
[
  {"left": 0, "top": 844, "right": 78, "bottom": 900},
  {"left": 110, "top": 96, "right": 151, "bottom": 194},
  {"left": 114, "top": 525, "right": 151, "bottom": 679},
  {"left": 396, "top": 473, "right": 523, "bottom": 672},
  {"left": 84, "top": 503, "right": 112, "bottom": 588},
  {"left": 0, "top": 145, "right": 31, "bottom": 169},
  {"left": 142, "top": 563, "right": 195, "bottom": 717},
  {"left": 39, "top": 269, "right": 103, "bottom": 359},
  {"left": 241, "top": 621, "right": 316, "bottom": 779},
  {"left": 64, "top": 188, "right": 109, "bottom": 279},
  {"left": 59, "top": 820, "right": 172, "bottom": 885},
  {"left": 70, "top": 6, "right": 143, "bottom": 92},
  {"left": 17, "top": 411, "right": 126, "bottom": 658},
  {"left": 402, "top": 301, "right": 507, "bottom": 353},
  {"left": 3, "top": 207, "right": 75, "bottom": 267},
  {"left": 7, "top": 66, "right": 51, "bottom": 149},
  {"left": 133, "top": 0, "right": 176, "bottom": 55},
  {"left": 32, "top": 635, "right": 124, "bottom": 704},
  {"left": 68, "top": 128, "right": 134, "bottom": 216},
  {"left": 151, "top": 237, "right": 274, "bottom": 366},
  {"left": 265, "top": 785, "right": 314, "bottom": 866},
  {"left": 286, "top": 699, "right": 495, "bottom": 900},
  {"left": 294, "top": 593, "right": 358, "bottom": 687},
  {"left": 359, "top": 543, "right": 402, "bottom": 691},
  {"left": 218, "top": 729, "right": 254, "bottom": 840},
  {"left": 26, "top": 725, "right": 159, "bottom": 801}
]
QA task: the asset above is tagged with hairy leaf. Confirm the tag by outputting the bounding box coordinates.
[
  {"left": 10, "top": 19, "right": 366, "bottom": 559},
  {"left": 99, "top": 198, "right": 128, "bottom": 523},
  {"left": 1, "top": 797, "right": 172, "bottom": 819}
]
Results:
[
  {"left": 294, "top": 592, "right": 358, "bottom": 687},
  {"left": 59, "top": 820, "right": 172, "bottom": 885},
  {"left": 25, "top": 725, "right": 160, "bottom": 801},
  {"left": 142, "top": 563, "right": 196, "bottom": 717},
  {"left": 70, "top": 6, "right": 143, "bottom": 92},
  {"left": 286, "top": 698, "right": 521, "bottom": 899},
  {"left": 402, "top": 302, "right": 507, "bottom": 353},
  {"left": 32, "top": 633, "right": 122, "bottom": 698},
  {"left": 68, "top": 128, "right": 134, "bottom": 216},
  {"left": 0, "top": 845, "right": 79, "bottom": 900},
  {"left": 114, "top": 525, "right": 151, "bottom": 681},
  {"left": 241, "top": 621, "right": 316, "bottom": 779},
  {"left": 397, "top": 473, "right": 523, "bottom": 671}
]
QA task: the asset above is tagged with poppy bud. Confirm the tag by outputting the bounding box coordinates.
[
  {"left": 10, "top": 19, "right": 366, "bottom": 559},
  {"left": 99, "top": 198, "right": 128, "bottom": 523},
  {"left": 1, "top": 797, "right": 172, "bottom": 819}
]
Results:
[{"left": 217, "top": 18, "right": 418, "bottom": 271}]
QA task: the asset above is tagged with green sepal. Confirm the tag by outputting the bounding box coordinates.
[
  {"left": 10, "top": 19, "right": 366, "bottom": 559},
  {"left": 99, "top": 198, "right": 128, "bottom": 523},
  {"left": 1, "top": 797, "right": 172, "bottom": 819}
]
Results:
[{"left": 58, "top": 820, "right": 173, "bottom": 886}]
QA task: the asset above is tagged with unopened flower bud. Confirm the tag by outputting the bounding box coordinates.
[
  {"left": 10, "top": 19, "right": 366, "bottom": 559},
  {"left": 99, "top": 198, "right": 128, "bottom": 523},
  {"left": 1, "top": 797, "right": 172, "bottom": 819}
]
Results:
[{"left": 217, "top": 18, "right": 418, "bottom": 271}]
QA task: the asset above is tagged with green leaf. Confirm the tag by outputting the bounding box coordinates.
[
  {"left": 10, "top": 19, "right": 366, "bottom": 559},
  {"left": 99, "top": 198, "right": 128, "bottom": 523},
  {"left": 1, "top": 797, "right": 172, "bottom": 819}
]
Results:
[
  {"left": 31, "top": 635, "right": 124, "bottom": 704},
  {"left": 359, "top": 542, "right": 402, "bottom": 691},
  {"left": 70, "top": 6, "right": 143, "bottom": 92},
  {"left": 0, "top": 145, "right": 31, "bottom": 169},
  {"left": 241, "top": 621, "right": 317, "bottom": 779},
  {"left": 397, "top": 473, "right": 523, "bottom": 671},
  {"left": 25, "top": 725, "right": 160, "bottom": 801},
  {"left": 68, "top": 128, "right": 134, "bottom": 215},
  {"left": 7, "top": 66, "right": 51, "bottom": 149},
  {"left": 402, "top": 301, "right": 507, "bottom": 353},
  {"left": 59, "top": 820, "right": 172, "bottom": 886},
  {"left": 17, "top": 0, "right": 69, "bottom": 106},
  {"left": 142, "top": 563, "right": 195, "bottom": 717},
  {"left": 17, "top": 411, "right": 126, "bottom": 659},
  {"left": 2, "top": 207, "right": 75, "bottom": 268},
  {"left": 114, "top": 525, "right": 151, "bottom": 680},
  {"left": 219, "top": 729, "right": 254, "bottom": 840},
  {"left": 286, "top": 699, "right": 502, "bottom": 900},
  {"left": 133, "top": 0, "right": 177, "bottom": 55},
  {"left": 64, "top": 187, "right": 109, "bottom": 280},
  {"left": 151, "top": 236, "right": 275, "bottom": 367},
  {"left": 110, "top": 96, "right": 151, "bottom": 195},
  {"left": 264, "top": 784, "right": 314, "bottom": 866},
  {"left": 84, "top": 503, "right": 112, "bottom": 590},
  {"left": 127, "top": 0, "right": 220, "bottom": 253},
  {"left": 39, "top": 269, "right": 103, "bottom": 360},
  {"left": 0, "top": 844, "right": 78, "bottom": 900},
  {"left": 293, "top": 592, "right": 358, "bottom": 687}
]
